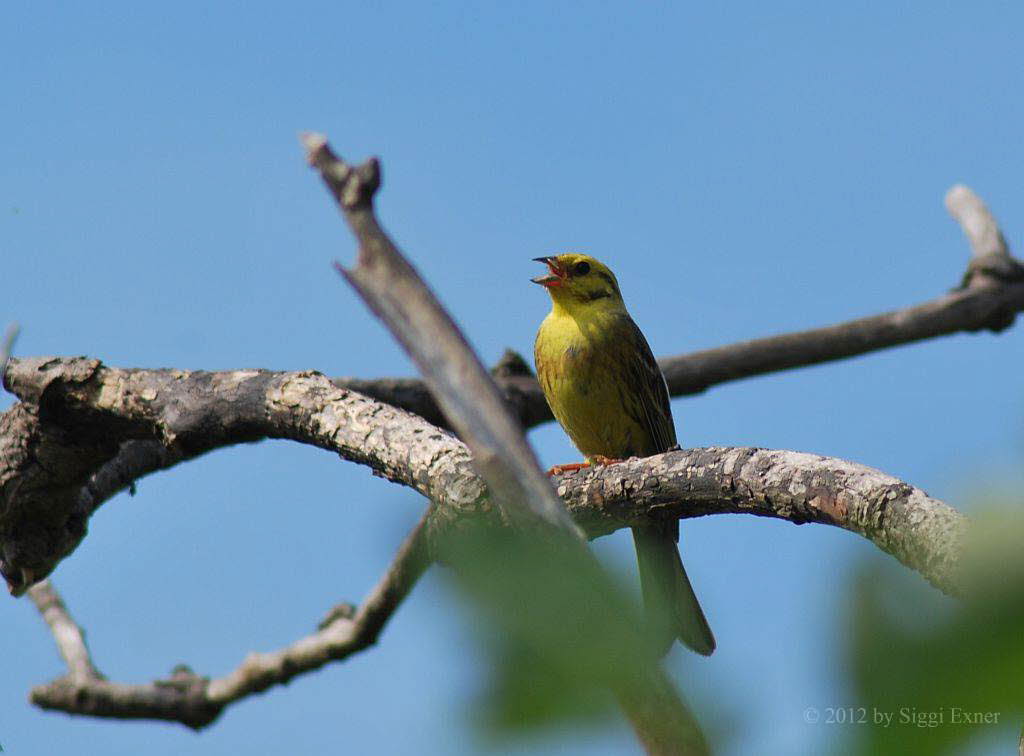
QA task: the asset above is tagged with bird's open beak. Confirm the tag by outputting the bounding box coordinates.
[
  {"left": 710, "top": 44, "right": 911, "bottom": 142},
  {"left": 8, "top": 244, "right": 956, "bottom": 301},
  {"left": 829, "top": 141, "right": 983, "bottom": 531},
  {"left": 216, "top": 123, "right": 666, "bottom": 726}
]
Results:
[{"left": 531, "top": 256, "right": 564, "bottom": 288}]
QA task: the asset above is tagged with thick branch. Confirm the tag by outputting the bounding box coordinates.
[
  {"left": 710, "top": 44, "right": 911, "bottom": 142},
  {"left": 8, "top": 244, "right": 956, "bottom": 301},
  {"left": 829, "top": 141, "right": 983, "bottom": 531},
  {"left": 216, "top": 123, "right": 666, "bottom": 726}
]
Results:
[
  {"left": 22, "top": 441, "right": 966, "bottom": 726},
  {"left": 302, "top": 134, "right": 704, "bottom": 754},
  {"left": 303, "top": 133, "right": 575, "bottom": 535},
  {"left": 1, "top": 358, "right": 968, "bottom": 594},
  {"left": 2, "top": 172, "right": 1006, "bottom": 740},
  {"left": 2, "top": 357, "right": 967, "bottom": 733},
  {"left": 334, "top": 350, "right": 548, "bottom": 433},
  {"left": 558, "top": 447, "right": 965, "bottom": 596},
  {"left": 29, "top": 510, "right": 431, "bottom": 729},
  {"left": 0, "top": 360, "right": 485, "bottom": 594}
]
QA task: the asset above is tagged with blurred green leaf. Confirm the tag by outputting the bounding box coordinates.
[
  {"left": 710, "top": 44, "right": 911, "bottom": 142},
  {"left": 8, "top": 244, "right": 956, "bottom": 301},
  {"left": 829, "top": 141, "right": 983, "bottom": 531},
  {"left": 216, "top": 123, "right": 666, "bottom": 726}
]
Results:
[
  {"left": 484, "top": 635, "right": 612, "bottom": 731},
  {"left": 848, "top": 507, "right": 1024, "bottom": 755},
  {"left": 439, "top": 521, "right": 706, "bottom": 751}
]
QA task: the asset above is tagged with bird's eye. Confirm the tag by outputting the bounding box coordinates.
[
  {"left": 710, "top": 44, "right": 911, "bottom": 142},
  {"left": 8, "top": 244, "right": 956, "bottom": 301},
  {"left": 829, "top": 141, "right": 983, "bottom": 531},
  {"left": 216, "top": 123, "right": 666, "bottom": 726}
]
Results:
[{"left": 573, "top": 261, "right": 591, "bottom": 276}]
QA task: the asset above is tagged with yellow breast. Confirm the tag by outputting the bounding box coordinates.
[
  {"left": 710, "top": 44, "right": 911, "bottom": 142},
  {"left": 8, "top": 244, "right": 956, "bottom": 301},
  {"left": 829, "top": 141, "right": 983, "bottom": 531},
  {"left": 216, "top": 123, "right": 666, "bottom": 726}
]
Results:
[{"left": 534, "top": 304, "right": 653, "bottom": 460}]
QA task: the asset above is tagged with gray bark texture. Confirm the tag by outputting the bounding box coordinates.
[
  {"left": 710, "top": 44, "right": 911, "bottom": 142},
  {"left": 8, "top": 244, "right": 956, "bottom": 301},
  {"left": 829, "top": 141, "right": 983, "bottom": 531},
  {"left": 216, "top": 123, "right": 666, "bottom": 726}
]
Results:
[
  {"left": 303, "top": 136, "right": 704, "bottom": 754},
  {"left": 0, "top": 357, "right": 971, "bottom": 599},
  {"left": 0, "top": 155, "right": 1018, "bottom": 745}
]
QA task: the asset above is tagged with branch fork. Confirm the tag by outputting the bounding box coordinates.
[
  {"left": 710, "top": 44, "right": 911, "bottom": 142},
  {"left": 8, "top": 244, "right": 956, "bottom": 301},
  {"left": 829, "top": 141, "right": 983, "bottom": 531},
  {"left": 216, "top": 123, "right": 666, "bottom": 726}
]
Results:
[{"left": 4, "top": 138, "right": 1021, "bottom": 749}]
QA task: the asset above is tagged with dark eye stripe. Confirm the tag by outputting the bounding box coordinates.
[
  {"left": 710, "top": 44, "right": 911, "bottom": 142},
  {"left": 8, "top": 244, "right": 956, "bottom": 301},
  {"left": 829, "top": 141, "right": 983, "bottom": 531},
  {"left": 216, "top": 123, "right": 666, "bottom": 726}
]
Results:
[{"left": 596, "top": 270, "right": 619, "bottom": 295}]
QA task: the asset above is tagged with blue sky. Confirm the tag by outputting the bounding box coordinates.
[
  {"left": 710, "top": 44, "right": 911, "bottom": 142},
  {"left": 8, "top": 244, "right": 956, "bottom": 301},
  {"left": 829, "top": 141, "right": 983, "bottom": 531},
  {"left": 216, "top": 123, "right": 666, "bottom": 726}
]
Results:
[{"left": 3, "top": 3, "right": 1023, "bottom": 754}]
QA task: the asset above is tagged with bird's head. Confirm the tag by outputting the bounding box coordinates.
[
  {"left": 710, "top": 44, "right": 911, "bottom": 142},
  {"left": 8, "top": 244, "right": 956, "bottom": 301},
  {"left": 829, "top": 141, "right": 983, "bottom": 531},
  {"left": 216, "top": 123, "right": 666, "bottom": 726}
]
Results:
[{"left": 531, "top": 254, "right": 623, "bottom": 310}]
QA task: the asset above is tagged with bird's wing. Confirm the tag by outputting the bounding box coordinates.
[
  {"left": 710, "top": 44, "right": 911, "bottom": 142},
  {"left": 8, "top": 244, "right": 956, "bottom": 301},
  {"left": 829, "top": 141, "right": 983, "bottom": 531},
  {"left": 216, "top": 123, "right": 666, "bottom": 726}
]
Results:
[{"left": 616, "top": 315, "right": 677, "bottom": 455}]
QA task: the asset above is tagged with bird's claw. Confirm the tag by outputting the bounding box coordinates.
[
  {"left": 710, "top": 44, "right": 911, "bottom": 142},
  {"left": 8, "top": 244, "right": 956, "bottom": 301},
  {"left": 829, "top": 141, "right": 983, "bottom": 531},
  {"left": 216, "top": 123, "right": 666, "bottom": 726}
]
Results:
[
  {"left": 546, "top": 462, "right": 590, "bottom": 476},
  {"left": 545, "top": 456, "right": 624, "bottom": 476}
]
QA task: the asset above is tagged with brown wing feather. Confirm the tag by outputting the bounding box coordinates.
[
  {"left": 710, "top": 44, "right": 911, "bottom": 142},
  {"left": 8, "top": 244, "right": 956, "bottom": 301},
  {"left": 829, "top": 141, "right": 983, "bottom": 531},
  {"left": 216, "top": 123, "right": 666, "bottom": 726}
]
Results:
[{"left": 615, "top": 315, "right": 676, "bottom": 456}]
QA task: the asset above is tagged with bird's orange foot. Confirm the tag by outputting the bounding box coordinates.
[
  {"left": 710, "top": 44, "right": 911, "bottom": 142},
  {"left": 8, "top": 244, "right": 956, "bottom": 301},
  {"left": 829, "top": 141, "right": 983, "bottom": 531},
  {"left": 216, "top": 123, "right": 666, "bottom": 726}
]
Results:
[
  {"left": 546, "top": 462, "right": 591, "bottom": 476},
  {"left": 590, "top": 455, "right": 624, "bottom": 466},
  {"left": 545, "top": 456, "right": 625, "bottom": 476}
]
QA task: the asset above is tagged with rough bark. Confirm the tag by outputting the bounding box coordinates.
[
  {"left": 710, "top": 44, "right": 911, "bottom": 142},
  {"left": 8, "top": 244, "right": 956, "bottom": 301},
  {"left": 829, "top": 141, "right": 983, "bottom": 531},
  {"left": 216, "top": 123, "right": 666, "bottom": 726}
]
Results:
[
  {"left": 10, "top": 358, "right": 966, "bottom": 731},
  {"left": 1, "top": 159, "right": 1014, "bottom": 743},
  {"left": 309, "top": 135, "right": 706, "bottom": 755},
  {"left": 0, "top": 359, "right": 487, "bottom": 595},
  {"left": 1, "top": 358, "right": 965, "bottom": 596},
  {"left": 558, "top": 447, "right": 965, "bottom": 596},
  {"left": 304, "top": 134, "right": 575, "bottom": 534}
]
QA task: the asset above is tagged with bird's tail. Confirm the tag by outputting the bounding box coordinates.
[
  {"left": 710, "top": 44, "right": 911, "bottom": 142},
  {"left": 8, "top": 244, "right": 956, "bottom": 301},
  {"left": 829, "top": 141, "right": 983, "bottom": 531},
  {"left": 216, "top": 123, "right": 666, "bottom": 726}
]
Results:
[{"left": 632, "top": 521, "right": 715, "bottom": 656}]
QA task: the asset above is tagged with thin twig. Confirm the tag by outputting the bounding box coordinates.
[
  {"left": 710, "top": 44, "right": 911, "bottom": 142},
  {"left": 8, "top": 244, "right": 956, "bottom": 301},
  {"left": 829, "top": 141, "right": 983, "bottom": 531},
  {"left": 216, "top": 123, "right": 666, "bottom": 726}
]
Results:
[
  {"left": 206, "top": 505, "right": 431, "bottom": 703},
  {"left": 30, "top": 508, "right": 433, "bottom": 728},
  {"left": 946, "top": 184, "right": 1010, "bottom": 259},
  {"left": 28, "top": 579, "right": 102, "bottom": 681},
  {"left": 0, "top": 322, "right": 18, "bottom": 380}
]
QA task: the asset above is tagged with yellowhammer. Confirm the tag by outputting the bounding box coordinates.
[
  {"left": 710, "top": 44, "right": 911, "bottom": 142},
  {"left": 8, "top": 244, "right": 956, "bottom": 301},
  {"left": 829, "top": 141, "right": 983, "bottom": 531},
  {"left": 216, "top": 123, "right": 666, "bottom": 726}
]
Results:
[{"left": 532, "top": 253, "right": 715, "bottom": 656}]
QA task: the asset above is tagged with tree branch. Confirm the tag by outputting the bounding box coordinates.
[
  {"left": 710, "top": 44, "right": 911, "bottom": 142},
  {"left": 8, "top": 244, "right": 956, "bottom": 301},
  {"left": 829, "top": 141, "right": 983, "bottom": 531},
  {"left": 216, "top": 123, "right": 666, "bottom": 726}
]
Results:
[
  {"left": 659, "top": 278, "right": 1024, "bottom": 394},
  {"left": 27, "top": 579, "right": 101, "bottom": 681},
  {"left": 19, "top": 432, "right": 967, "bottom": 727},
  {"left": 335, "top": 271, "right": 1024, "bottom": 430},
  {"left": 29, "top": 509, "right": 432, "bottom": 729},
  {"left": 558, "top": 447, "right": 965, "bottom": 596},
  {"left": 2, "top": 170, "right": 1010, "bottom": 743},
  {"left": 0, "top": 360, "right": 483, "bottom": 595},
  {"left": 302, "top": 134, "right": 706, "bottom": 754},
  {"left": 333, "top": 183, "right": 1024, "bottom": 426},
  {"left": 0, "top": 355, "right": 968, "bottom": 735},
  {"left": 304, "top": 134, "right": 576, "bottom": 534},
  {"left": 946, "top": 184, "right": 1010, "bottom": 259},
  {"left": 0, "top": 323, "right": 17, "bottom": 375},
  {"left": 1, "top": 357, "right": 968, "bottom": 595}
]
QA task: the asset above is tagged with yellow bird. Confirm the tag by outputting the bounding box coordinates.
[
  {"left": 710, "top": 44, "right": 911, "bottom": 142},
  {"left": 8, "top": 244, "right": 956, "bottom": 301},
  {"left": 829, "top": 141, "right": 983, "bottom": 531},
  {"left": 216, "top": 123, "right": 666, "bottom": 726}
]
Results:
[{"left": 532, "top": 253, "right": 715, "bottom": 656}]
